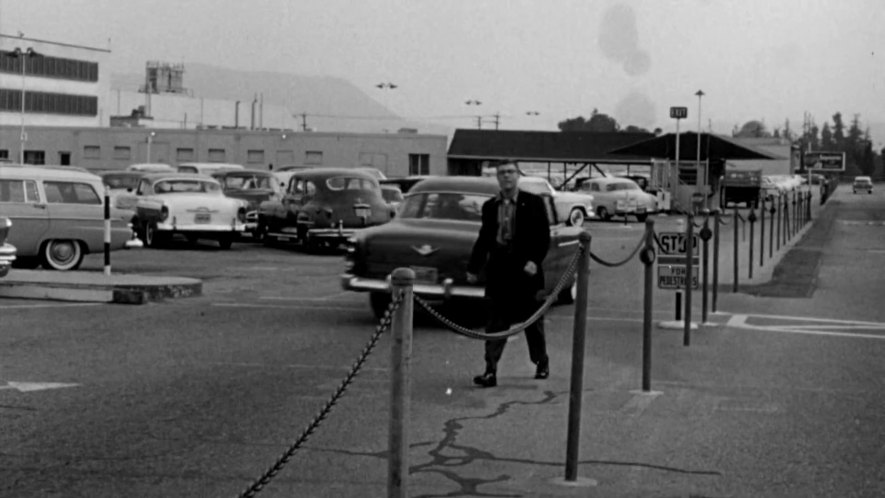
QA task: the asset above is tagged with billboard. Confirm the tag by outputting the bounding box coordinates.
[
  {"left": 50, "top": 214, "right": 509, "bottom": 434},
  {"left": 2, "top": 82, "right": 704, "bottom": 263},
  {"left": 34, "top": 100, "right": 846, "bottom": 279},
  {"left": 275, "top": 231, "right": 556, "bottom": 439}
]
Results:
[{"left": 804, "top": 151, "right": 845, "bottom": 172}]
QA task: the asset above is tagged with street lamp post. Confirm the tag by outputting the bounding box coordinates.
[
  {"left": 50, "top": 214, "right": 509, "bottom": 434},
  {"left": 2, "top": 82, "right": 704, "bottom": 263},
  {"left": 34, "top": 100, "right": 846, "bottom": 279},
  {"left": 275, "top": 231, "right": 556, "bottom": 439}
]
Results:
[
  {"left": 376, "top": 82, "right": 398, "bottom": 133},
  {"left": 146, "top": 131, "right": 156, "bottom": 163},
  {"left": 12, "top": 47, "right": 40, "bottom": 165},
  {"left": 465, "top": 100, "right": 482, "bottom": 129},
  {"left": 695, "top": 90, "right": 705, "bottom": 202}
]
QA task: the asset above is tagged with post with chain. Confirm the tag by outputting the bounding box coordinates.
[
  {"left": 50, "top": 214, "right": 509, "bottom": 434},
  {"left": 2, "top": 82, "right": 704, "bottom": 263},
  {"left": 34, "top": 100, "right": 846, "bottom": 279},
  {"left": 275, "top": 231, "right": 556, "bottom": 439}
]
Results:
[
  {"left": 759, "top": 198, "right": 766, "bottom": 268},
  {"left": 732, "top": 208, "right": 739, "bottom": 293},
  {"left": 747, "top": 207, "right": 756, "bottom": 280},
  {"left": 103, "top": 184, "right": 112, "bottom": 276},
  {"left": 806, "top": 190, "right": 812, "bottom": 222},
  {"left": 640, "top": 219, "right": 655, "bottom": 391},
  {"left": 565, "top": 231, "right": 592, "bottom": 483},
  {"left": 388, "top": 268, "right": 414, "bottom": 498},
  {"left": 768, "top": 199, "right": 775, "bottom": 259},
  {"left": 783, "top": 193, "right": 791, "bottom": 242},
  {"left": 792, "top": 191, "right": 799, "bottom": 236},
  {"left": 699, "top": 210, "right": 712, "bottom": 323},
  {"left": 683, "top": 213, "right": 694, "bottom": 346},
  {"left": 776, "top": 195, "right": 782, "bottom": 251},
  {"left": 712, "top": 209, "right": 720, "bottom": 313}
]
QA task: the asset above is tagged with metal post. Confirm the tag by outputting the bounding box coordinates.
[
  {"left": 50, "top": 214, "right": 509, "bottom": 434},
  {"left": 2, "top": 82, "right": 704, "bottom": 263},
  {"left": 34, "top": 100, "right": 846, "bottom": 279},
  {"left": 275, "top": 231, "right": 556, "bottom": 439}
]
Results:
[
  {"left": 683, "top": 214, "right": 694, "bottom": 346},
  {"left": 20, "top": 49, "right": 27, "bottom": 165},
  {"left": 759, "top": 198, "right": 765, "bottom": 268},
  {"left": 388, "top": 268, "right": 415, "bottom": 498},
  {"left": 769, "top": 200, "right": 775, "bottom": 259},
  {"left": 783, "top": 194, "right": 791, "bottom": 241},
  {"left": 712, "top": 209, "right": 720, "bottom": 313},
  {"left": 732, "top": 209, "right": 739, "bottom": 292},
  {"left": 642, "top": 219, "right": 655, "bottom": 391},
  {"left": 748, "top": 208, "right": 756, "bottom": 280},
  {"left": 776, "top": 195, "right": 782, "bottom": 251},
  {"left": 675, "top": 291, "right": 682, "bottom": 321},
  {"left": 565, "top": 231, "right": 592, "bottom": 482},
  {"left": 104, "top": 185, "right": 111, "bottom": 276},
  {"left": 807, "top": 191, "right": 813, "bottom": 222},
  {"left": 700, "top": 211, "right": 711, "bottom": 323}
]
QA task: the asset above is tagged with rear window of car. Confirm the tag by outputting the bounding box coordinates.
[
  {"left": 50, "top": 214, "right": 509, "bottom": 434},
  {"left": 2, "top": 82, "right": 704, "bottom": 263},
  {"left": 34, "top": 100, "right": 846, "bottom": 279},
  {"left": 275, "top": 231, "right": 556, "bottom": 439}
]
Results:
[
  {"left": 399, "top": 192, "right": 489, "bottom": 221},
  {"left": 220, "top": 174, "right": 275, "bottom": 190},
  {"left": 44, "top": 181, "right": 101, "bottom": 204},
  {"left": 153, "top": 180, "right": 221, "bottom": 194},
  {"left": 327, "top": 176, "right": 378, "bottom": 191},
  {"left": 103, "top": 175, "right": 140, "bottom": 190},
  {"left": 0, "top": 179, "right": 39, "bottom": 203}
]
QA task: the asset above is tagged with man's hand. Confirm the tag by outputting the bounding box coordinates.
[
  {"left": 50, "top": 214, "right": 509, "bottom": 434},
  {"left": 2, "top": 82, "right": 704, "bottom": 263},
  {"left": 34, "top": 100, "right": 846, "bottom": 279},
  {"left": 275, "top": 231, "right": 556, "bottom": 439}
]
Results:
[
  {"left": 466, "top": 272, "right": 478, "bottom": 284},
  {"left": 523, "top": 261, "right": 537, "bottom": 276}
]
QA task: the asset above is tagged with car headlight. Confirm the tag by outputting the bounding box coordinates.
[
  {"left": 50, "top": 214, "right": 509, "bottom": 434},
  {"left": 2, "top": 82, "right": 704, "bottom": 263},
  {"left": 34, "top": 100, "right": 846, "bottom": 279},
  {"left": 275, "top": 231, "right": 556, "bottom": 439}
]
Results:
[{"left": 159, "top": 205, "right": 169, "bottom": 222}]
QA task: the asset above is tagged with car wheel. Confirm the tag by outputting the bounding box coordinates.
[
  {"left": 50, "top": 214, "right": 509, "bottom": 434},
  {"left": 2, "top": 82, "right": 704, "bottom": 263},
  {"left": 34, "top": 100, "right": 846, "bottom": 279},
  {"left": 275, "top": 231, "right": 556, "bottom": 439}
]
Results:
[
  {"left": 369, "top": 292, "right": 392, "bottom": 320},
  {"left": 41, "top": 239, "right": 84, "bottom": 271},
  {"left": 596, "top": 206, "right": 610, "bottom": 221},
  {"left": 557, "top": 279, "right": 578, "bottom": 305},
  {"left": 218, "top": 237, "right": 233, "bottom": 250},
  {"left": 145, "top": 223, "right": 165, "bottom": 248},
  {"left": 567, "top": 208, "right": 585, "bottom": 226}
]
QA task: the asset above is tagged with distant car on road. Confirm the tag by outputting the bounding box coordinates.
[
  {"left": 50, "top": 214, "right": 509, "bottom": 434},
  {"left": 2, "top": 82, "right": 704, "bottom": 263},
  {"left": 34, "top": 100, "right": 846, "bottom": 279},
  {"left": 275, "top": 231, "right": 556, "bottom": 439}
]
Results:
[
  {"left": 341, "top": 176, "right": 584, "bottom": 318},
  {"left": 131, "top": 173, "right": 247, "bottom": 249},
  {"left": 575, "top": 177, "right": 657, "bottom": 221},
  {"left": 258, "top": 167, "right": 393, "bottom": 249},
  {"left": 0, "top": 217, "right": 17, "bottom": 277},
  {"left": 519, "top": 176, "right": 594, "bottom": 226},
  {"left": 853, "top": 176, "right": 873, "bottom": 194},
  {"left": 0, "top": 164, "right": 138, "bottom": 270},
  {"left": 177, "top": 163, "right": 244, "bottom": 175}
]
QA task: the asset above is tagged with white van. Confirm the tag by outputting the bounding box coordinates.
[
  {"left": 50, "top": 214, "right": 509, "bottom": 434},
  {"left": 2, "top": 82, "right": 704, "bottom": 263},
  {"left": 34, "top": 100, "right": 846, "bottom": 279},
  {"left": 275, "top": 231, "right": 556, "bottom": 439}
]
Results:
[{"left": 177, "top": 162, "right": 245, "bottom": 175}]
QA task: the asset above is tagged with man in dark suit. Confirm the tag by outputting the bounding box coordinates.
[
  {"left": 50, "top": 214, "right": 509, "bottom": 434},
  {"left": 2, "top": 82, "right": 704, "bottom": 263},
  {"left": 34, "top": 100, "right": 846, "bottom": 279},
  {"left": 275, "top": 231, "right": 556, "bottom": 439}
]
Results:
[{"left": 466, "top": 162, "right": 551, "bottom": 388}]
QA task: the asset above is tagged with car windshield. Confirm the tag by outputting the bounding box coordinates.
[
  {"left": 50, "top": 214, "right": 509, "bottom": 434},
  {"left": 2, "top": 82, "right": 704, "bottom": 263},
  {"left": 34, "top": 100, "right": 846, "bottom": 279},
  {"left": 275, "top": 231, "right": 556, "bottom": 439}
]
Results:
[
  {"left": 221, "top": 174, "right": 275, "bottom": 190},
  {"left": 104, "top": 175, "right": 140, "bottom": 190},
  {"left": 326, "top": 176, "right": 378, "bottom": 191},
  {"left": 381, "top": 188, "right": 403, "bottom": 203},
  {"left": 153, "top": 179, "right": 222, "bottom": 194},
  {"left": 399, "top": 192, "right": 489, "bottom": 221}
]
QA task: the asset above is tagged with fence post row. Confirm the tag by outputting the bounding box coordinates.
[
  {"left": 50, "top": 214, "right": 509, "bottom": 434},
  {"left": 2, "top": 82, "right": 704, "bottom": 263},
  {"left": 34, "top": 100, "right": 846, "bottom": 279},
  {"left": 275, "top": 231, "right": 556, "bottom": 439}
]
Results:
[
  {"left": 565, "top": 231, "right": 592, "bottom": 482},
  {"left": 388, "top": 268, "right": 415, "bottom": 498}
]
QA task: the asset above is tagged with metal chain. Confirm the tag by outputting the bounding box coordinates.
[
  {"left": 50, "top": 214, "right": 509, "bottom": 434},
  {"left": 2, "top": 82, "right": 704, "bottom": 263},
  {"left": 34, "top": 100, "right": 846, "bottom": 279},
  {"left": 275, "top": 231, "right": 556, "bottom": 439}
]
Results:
[
  {"left": 589, "top": 231, "right": 646, "bottom": 267},
  {"left": 237, "top": 292, "right": 404, "bottom": 498},
  {"left": 415, "top": 244, "right": 584, "bottom": 341}
]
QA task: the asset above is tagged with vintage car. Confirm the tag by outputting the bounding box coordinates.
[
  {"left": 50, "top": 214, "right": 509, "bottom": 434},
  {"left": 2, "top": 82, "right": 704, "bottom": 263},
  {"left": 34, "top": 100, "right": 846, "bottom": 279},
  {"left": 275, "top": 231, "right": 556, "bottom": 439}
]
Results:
[
  {"left": 257, "top": 167, "right": 393, "bottom": 248},
  {"left": 0, "top": 164, "right": 138, "bottom": 270},
  {"left": 100, "top": 170, "right": 146, "bottom": 210},
  {"left": 853, "top": 175, "right": 873, "bottom": 194},
  {"left": 720, "top": 169, "right": 762, "bottom": 208},
  {"left": 211, "top": 169, "right": 283, "bottom": 237},
  {"left": 177, "top": 162, "right": 244, "bottom": 175},
  {"left": 0, "top": 217, "right": 17, "bottom": 277},
  {"left": 130, "top": 173, "right": 248, "bottom": 249},
  {"left": 127, "top": 163, "right": 174, "bottom": 173},
  {"left": 341, "top": 176, "right": 585, "bottom": 318},
  {"left": 575, "top": 176, "right": 658, "bottom": 221},
  {"left": 380, "top": 175, "right": 434, "bottom": 193},
  {"left": 380, "top": 184, "right": 404, "bottom": 210},
  {"left": 519, "top": 176, "right": 595, "bottom": 226}
]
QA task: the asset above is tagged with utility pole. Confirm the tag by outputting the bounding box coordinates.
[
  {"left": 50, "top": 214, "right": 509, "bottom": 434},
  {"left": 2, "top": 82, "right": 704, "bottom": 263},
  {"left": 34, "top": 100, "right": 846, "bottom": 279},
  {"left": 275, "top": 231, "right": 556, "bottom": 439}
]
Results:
[
  {"left": 492, "top": 113, "right": 500, "bottom": 130},
  {"left": 294, "top": 113, "right": 308, "bottom": 131}
]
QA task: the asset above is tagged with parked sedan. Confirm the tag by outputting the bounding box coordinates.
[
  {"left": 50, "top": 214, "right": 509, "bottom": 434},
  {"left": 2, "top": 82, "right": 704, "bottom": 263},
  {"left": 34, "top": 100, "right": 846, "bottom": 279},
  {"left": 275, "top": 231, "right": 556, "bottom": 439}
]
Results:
[
  {"left": 131, "top": 173, "right": 247, "bottom": 249},
  {"left": 853, "top": 176, "right": 873, "bottom": 194},
  {"left": 211, "top": 169, "right": 283, "bottom": 237},
  {"left": 576, "top": 177, "right": 658, "bottom": 221},
  {"left": 100, "top": 171, "right": 145, "bottom": 210},
  {"left": 518, "top": 176, "right": 594, "bottom": 226},
  {"left": 258, "top": 167, "right": 393, "bottom": 249},
  {"left": 341, "top": 176, "right": 584, "bottom": 318},
  {"left": 0, "top": 217, "right": 17, "bottom": 277}
]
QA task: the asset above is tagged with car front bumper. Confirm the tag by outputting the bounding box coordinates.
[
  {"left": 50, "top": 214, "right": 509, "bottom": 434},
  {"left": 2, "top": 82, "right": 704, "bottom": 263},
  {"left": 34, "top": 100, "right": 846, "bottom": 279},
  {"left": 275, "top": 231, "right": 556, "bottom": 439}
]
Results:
[
  {"left": 0, "top": 243, "right": 17, "bottom": 277},
  {"left": 156, "top": 222, "right": 246, "bottom": 233},
  {"left": 341, "top": 273, "right": 485, "bottom": 299}
]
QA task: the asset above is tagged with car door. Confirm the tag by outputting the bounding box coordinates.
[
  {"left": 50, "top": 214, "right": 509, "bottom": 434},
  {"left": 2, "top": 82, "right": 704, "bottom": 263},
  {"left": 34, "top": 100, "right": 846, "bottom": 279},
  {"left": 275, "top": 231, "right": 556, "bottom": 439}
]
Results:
[
  {"left": 0, "top": 178, "right": 49, "bottom": 255},
  {"left": 543, "top": 196, "right": 582, "bottom": 293},
  {"left": 42, "top": 180, "right": 104, "bottom": 251}
]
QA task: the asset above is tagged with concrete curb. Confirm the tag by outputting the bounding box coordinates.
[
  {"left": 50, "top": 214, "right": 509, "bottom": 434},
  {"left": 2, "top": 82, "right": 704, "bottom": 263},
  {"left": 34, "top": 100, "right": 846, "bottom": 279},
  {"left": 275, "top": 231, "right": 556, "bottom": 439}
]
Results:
[{"left": 0, "top": 270, "right": 202, "bottom": 304}]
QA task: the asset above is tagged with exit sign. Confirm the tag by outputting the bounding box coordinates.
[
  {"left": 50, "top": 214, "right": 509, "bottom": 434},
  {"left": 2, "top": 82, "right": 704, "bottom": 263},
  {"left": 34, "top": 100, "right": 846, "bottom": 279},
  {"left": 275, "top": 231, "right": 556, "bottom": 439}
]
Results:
[{"left": 670, "top": 107, "right": 688, "bottom": 119}]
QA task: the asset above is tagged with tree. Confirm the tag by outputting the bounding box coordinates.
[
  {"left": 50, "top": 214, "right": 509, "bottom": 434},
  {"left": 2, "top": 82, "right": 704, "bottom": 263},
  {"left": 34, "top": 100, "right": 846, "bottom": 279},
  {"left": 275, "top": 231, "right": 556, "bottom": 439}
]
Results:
[
  {"left": 832, "top": 112, "right": 845, "bottom": 149},
  {"left": 557, "top": 108, "right": 621, "bottom": 132},
  {"left": 859, "top": 140, "right": 875, "bottom": 176},
  {"left": 623, "top": 125, "right": 650, "bottom": 133},
  {"left": 734, "top": 120, "right": 771, "bottom": 138},
  {"left": 820, "top": 123, "right": 834, "bottom": 149}
]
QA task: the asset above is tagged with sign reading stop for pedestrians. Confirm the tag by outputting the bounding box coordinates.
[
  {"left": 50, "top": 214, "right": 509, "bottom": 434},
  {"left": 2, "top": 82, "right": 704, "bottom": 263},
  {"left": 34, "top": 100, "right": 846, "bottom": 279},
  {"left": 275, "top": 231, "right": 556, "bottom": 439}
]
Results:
[{"left": 657, "top": 231, "right": 700, "bottom": 289}]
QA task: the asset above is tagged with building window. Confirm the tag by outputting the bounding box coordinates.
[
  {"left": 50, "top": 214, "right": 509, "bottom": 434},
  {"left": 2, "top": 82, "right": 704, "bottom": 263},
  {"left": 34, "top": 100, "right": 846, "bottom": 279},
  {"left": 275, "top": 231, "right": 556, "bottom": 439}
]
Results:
[
  {"left": 305, "top": 151, "right": 323, "bottom": 165},
  {"left": 24, "top": 150, "right": 45, "bottom": 165},
  {"left": 83, "top": 146, "right": 101, "bottom": 159},
  {"left": 0, "top": 51, "right": 99, "bottom": 83},
  {"left": 359, "top": 152, "right": 388, "bottom": 169},
  {"left": 207, "top": 149, "right": 226, "bottom": 162},
  {"left": 409, "top": 154, "right": 430, "bottom": 175},
  {"left": 0, "top": 88, "right": 98, "bottom": 116},
  {"left": 113, "top": 146, "right": 131, "bottom": 160},
  {"left": 246, "top": 149, "right": 265, "bottom": 165},
  {"left": 176, "top": 148, "right": 195, "bottom": 162},
  {"left": 0, "top": 150, "right": 8, "bottom": 160}
]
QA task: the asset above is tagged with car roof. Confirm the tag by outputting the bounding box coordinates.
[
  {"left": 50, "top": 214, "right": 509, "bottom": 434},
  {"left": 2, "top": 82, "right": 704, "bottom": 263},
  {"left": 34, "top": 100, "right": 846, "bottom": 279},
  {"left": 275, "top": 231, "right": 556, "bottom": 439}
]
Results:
[
  {"left": 141, "top": 172, "right": 220, "bottom": 182},
  {"left": 101, "top": 170, "right": 145, "bottom": 178},
  {"left": 127, "top": 163, "right": 174, "bottom": 171},
  {"left": 212, "top": 168, "right": 275, "bottom": 177},
  {"left": 409, "top": 176, "right": 500, "bottom": 196},
  {"left": 0, "top": 164, "right": 101, "bottom": 181},
  {"left": 289, "top": 167, "right": 378, "bottom": 179}
]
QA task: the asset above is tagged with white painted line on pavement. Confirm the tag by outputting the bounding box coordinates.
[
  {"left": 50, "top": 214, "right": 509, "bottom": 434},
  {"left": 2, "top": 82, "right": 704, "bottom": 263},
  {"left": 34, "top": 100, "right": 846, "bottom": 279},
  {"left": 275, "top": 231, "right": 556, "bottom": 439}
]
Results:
[
  {"left": 0, "top": 381, "right": 79, "bottom": 392},
  {"left": 727, "top": 312, "right": 885, "bottom": 326},
  {"left": 0, "top": 302, "right": 103, "bottom": 310},
  {"left": 726, "top": 314, "right": 885, "bottom": 340},
  {"left": 259, "top": 292, "right": 351, "bottom": 301}
]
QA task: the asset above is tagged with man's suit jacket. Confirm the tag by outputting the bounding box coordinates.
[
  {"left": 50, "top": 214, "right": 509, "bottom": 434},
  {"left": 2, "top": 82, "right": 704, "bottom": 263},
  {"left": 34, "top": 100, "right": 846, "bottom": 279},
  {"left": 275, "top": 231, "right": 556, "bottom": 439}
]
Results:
[{"left": 467, "top": 189, "right": 550, "bottom": 296}]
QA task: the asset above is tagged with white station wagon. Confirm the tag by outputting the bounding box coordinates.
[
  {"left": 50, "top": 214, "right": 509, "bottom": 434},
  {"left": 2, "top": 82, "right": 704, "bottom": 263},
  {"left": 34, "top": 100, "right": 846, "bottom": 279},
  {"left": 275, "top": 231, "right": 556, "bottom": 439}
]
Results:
[{"left": 131, "top": 173, "right": 248, "bottom": 249}]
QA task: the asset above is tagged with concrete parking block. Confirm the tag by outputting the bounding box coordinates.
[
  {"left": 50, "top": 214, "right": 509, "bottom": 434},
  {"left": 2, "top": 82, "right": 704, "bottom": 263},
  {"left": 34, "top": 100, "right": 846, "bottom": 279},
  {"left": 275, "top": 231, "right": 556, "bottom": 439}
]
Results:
[{"left": 0, "top": 270, "right": 202, "bottom": 304}]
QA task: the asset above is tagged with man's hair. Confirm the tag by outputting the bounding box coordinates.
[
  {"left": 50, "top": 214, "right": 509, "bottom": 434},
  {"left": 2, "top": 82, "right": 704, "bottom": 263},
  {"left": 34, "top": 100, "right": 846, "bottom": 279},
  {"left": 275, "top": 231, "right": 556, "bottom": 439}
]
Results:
[{"left": 496, "top": 162, "right": 518, "bottom": 171}]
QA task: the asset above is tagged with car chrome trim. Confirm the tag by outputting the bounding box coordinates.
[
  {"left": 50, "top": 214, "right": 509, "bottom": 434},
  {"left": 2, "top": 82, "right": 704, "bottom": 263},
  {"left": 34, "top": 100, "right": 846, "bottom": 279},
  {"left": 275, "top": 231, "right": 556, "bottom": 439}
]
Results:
[
  {"left": 557, "top": 240, "right": 580, "bottom": 247},
  {"left": 341, "top": 274, "right": 485, "bottom": 299}
]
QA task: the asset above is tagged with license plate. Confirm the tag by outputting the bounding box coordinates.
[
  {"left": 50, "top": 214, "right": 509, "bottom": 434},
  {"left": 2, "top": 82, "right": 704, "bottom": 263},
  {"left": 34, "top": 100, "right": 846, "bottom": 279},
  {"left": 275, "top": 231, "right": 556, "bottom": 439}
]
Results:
[
  {"left": 354, "top": 206, "right": 371, "bottom": 218},
  {"left": 195, "top": 213, "right": 211, "bottom": 223},
  {"left": 411, "top": 266, "right": 438, "bottom": 284}
]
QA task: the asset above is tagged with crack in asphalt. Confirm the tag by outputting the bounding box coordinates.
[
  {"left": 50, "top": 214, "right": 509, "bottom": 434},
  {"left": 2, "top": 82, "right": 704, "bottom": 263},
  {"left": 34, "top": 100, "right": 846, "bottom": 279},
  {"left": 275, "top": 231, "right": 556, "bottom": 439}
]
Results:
[{"left": 313, "top": 390, "right": 722, "bottom": 497}]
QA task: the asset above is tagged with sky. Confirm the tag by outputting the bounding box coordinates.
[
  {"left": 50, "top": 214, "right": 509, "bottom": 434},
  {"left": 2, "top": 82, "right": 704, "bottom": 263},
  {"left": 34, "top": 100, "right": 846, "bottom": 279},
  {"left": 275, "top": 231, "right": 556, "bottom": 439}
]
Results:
[{"left": 1, "top": 0, "right": 884, "bottom": 145}]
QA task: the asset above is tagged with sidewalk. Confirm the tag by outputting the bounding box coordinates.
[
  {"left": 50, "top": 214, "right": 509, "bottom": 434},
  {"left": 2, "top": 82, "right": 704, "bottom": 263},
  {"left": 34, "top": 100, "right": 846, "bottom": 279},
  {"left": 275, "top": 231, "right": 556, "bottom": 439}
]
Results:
[{"left": 0, "top": 269, "right": 201, "bottom": 304}]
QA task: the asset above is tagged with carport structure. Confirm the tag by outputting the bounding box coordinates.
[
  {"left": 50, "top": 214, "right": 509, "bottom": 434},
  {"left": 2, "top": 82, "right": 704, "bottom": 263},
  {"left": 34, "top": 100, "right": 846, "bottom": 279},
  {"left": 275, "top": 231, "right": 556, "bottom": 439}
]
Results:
[{"left": 446, "top": 129, "right": 654, "bottom": 187}]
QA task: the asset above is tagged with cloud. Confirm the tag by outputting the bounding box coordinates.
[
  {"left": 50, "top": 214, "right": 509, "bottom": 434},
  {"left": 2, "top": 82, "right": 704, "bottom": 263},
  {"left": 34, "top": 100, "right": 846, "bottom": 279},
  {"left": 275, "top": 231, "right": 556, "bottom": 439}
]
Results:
[
  {"left": 615, "top": 91, "right": 656, "bottom": 128},
  {"left": 598, "top": 3, "right": 651, "bottom": 77}
]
